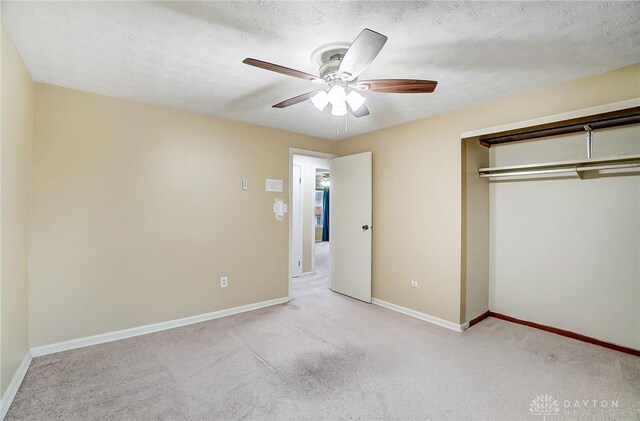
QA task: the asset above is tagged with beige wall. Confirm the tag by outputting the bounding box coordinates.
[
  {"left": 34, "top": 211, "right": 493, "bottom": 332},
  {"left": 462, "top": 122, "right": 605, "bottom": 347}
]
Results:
[
  {"left": 337, "top": 63, "right": 640, "bottom": 324},
  {"left": 292, "top": 155, "right": 331, "bottom": 273},
  {"left": 30, "top": 84, "right": 336, "bottom": 347},
  {"left": 1, "top": 28, "right": 34, "bottom": 395}
]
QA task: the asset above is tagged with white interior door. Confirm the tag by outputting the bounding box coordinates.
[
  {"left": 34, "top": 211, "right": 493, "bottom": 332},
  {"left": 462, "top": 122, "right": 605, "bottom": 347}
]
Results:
[
  {"left": 291, "top": 165, "right": 303, "bottom": 277},
  {"left": 330, "top": 151, "right": 372, "bottom": 302}
]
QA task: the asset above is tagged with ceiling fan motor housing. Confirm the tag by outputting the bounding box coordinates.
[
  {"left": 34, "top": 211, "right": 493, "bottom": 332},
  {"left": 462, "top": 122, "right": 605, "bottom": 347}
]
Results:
[
  {"left": 311, "top": 42, "right": 351, "bottom": 80},
  {"left": 319, "top": 57, "right": 343, "bottom": 80}
]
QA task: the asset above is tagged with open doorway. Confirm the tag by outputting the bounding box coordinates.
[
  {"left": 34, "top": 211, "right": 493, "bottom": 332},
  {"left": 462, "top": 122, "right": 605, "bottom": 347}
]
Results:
[{"left": 290, "top": 151, "right": 333, "bottom": 299}]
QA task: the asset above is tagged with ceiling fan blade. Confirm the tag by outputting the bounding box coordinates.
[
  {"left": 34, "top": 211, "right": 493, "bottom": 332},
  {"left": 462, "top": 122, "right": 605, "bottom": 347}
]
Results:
[
  {"left": 338, "top": 29, "right": 388, "bottom": 81},
  {"left": 273, "top": 90, "right": 325, "bottom": 108},
  {"left": 349, "top": 103, "right": 370, "bottom": 118},
  {"left": 243, "top": 58, "right": 324, "bottom": 83},
  {"left": 356, "top": 79, "right": 438, "bottom": 93}
]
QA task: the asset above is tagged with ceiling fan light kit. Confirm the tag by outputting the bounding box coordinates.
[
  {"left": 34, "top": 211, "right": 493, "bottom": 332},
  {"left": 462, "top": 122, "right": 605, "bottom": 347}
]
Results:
[
  {"left": 242, "top": 28, "right": 438, "bottom": 119},
  {"left": 331, "top": 101, "right": 348, "bottom": 117}
]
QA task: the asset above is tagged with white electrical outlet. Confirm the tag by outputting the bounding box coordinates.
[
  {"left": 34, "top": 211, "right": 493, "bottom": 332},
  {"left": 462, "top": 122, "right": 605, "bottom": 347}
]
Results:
[
  {"left": 411, "top": 279, "right": 418, "bottom": 288},
  {"left": 220, "top": 276, "right": 228, "bottom": 288}
]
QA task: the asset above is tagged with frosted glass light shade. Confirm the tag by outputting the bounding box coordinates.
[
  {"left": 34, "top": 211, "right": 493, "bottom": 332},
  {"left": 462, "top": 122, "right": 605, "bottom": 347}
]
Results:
[
  {"left": 310, "top": 91, "right": 329, "bottom": 111},
  {"left": 346, "top": 91, "right": 366, "bottom": 112},
  {"left": 328, "top": 85, "right": 347, "bottom": 106}
]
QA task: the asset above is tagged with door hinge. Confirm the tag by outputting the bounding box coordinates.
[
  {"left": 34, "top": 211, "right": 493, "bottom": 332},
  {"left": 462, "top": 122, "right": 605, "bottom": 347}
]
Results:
[
  {"left": 298, "top": 260, "right": 301, "bottom": 267},
  {"left": 299, "top": 177, "right": 302, "bottom": 184}
]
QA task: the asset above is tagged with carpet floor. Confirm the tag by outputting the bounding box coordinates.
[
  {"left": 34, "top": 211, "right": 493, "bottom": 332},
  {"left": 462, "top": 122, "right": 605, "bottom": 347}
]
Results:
[{"left": 7, "top": 291, "right": 640, "bottom": 420}]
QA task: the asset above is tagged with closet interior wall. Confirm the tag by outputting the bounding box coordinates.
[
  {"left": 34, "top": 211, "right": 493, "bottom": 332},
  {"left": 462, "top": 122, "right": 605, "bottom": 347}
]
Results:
[{"left": 461, "top": 140, "right": 490, "bottom": 323}]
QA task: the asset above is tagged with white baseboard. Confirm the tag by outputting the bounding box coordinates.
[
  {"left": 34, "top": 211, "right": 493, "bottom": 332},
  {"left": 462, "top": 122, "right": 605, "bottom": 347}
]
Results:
[
  {"left": 372, "top": 298, "right": 467, "bottom": 333},
  {"left": 31, "top": 297, "right": 289, "bottom": 357},
  {"left": 1, "top": 351, "right": 32, "bottom": 420}
]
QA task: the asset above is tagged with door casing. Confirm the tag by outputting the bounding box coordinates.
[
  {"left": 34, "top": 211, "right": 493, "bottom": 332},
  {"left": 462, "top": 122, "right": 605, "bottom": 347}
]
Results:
[{"left": 288, "top": 148, "right": 337, "bottom": 300}]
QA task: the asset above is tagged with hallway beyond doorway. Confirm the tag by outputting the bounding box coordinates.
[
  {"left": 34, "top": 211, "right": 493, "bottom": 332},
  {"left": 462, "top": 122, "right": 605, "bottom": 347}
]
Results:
[{"left": 291, "top": 241, "right": 330, "bottom": 298}]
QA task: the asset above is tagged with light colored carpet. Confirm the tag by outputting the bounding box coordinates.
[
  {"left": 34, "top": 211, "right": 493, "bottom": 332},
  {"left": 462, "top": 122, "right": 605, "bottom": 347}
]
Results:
[
  {"left": 291, "top": 241, "right": 330, "bottom": 298},
  {"left": 7, "top": 290, "right": 640, "bottom": 420}
]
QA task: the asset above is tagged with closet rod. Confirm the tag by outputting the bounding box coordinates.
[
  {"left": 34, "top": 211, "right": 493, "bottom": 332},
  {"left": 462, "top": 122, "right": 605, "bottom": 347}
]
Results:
[
  {"left": 478, "top": 154, "right": 640, "bottom": 179},
  {"left": 479, "top": 168, "right": 576, "bottom": 178}
]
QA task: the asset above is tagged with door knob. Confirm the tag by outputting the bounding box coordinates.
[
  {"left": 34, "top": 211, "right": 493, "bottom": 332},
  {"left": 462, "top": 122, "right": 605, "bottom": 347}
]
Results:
[{"left": 362, "top": 224, "right": 369, "bottom": 231}]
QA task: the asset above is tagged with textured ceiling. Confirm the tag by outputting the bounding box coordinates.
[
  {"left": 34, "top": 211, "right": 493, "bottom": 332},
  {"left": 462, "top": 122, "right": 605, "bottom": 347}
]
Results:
[{"left": 3, "top": 1, "right": 640, "bottom": 140}]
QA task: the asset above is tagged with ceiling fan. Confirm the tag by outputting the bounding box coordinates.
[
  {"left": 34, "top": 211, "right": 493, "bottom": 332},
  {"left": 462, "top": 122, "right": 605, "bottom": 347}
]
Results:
[{"left": 242, "top": 28, "right": 438, "bottom": 118}]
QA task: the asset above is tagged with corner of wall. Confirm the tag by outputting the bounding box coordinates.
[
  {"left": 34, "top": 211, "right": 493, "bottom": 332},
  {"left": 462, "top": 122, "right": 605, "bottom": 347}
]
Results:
[{"left": 1, "top": 25, "right": 35, "bottom": 402}]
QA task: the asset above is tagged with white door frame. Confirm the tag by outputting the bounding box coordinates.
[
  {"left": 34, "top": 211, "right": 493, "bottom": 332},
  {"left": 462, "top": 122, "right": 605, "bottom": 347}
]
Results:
[
  {"left": 288, "top": 148, "right": 336, "bottom": 300},
  {"left": 291, "top": 164, "right": 303, "bottom": 277}
]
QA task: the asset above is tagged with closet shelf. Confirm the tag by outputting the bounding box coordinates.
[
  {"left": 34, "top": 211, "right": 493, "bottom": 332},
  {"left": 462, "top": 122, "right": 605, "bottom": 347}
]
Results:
[
  {"left": 477, "top": 106, "right": 640, "bottom": 147},
  {"left": 478, "top": 154, "right": 640, "bottom": 179}
]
